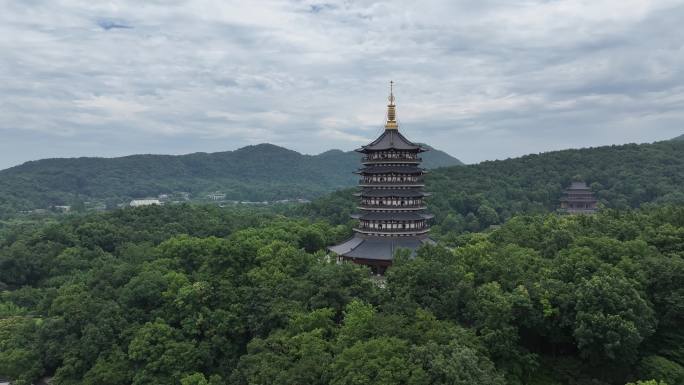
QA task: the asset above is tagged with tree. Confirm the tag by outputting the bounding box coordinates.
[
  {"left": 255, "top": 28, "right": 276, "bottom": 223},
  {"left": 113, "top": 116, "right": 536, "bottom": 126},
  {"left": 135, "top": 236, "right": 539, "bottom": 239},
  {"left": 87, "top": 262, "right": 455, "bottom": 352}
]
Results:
[
  {"left": 0, "top": 317, "right": 43, "bottom": 385},
  {"left": 637, "top": 355, "right": 684, "bottom": 385},
  {"left": 574, "top": 272, "right": 656, "bottom": 364},
  {"left": 330, "top": 337, "right": 427, "bottom": 385},
  {"left": 412, "top": 341, "right": 505, "bottom": 385},
  {"left": 82, "top": 346, "right": 133, "bottom": 385},
  {"left": 128, "top": 319, "right": 201, "bottom": 385}
]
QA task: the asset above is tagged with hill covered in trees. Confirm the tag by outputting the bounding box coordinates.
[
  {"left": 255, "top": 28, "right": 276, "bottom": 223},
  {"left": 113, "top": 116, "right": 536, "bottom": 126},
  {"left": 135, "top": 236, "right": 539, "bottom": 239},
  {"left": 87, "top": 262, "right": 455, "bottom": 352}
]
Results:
[
  {"left": 301, "top": 140, "right": 684, "bottom": 236},
  {"left": 0, "top": 204, "right": 682, "bottom": 385},
  {"left": 0, "top": 143, "right": 461, "bottom": 217}
]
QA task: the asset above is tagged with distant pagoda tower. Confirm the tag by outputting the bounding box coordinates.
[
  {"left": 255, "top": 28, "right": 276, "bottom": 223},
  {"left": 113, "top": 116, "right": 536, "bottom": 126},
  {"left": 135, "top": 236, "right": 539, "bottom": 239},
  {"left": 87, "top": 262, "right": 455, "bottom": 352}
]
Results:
[
  {"left": 328, "top": 82, "right": 434, "bottom": 274},
  {"left": 559, "top": 181, "right": 599, "bottom": 214}
]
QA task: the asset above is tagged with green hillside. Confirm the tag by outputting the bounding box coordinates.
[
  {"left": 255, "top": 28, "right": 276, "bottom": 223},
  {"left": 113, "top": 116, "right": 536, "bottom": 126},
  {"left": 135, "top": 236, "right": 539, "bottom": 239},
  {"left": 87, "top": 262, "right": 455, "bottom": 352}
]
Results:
[
  {"left": 0, "top": 144, "right": 461, "bottom": 217},
  {"left": 303, "top": 140, "right": 684, "bottom": 236},
  {"left": 1, "top": 140, "right": 683, "bottom": 385}
]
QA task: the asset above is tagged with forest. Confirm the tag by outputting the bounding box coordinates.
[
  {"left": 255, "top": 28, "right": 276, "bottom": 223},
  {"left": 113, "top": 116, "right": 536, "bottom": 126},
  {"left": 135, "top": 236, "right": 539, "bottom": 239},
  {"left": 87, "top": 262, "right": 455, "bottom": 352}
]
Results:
[
  {"left": 1, "top": 139, "right": 683, "bottom": 385},
  {"left": 300, "top": 140, "right": 684, "bottom": 237},
  {"left": 0, "top": 142, "right": 461, "bottom": 217},
  {"left": 0, "top": 203, "right": 682, "bottom": 385}
]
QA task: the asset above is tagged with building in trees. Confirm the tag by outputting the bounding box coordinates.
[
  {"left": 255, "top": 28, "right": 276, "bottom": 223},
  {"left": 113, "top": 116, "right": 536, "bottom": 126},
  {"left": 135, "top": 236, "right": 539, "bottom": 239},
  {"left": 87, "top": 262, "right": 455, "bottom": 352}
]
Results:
[
  {"left": 559, "top": 181, "right": 598, "bottom": 214},
  {"left": 328, "top": 82, "right": 434, "bottom": 274},
  {"left": 129, "top": 198, "right": 162, "bottom": 207}
]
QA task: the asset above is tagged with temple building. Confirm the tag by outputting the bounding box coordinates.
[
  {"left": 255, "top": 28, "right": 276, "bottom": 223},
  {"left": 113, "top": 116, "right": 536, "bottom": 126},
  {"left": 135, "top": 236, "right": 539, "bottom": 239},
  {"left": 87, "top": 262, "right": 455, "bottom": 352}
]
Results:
[
  {"left": 559, "top": 181, "right": 598, "bottom": 214},
  {"left": 328, "top": 82, "right": 434, "bottom": 274}
]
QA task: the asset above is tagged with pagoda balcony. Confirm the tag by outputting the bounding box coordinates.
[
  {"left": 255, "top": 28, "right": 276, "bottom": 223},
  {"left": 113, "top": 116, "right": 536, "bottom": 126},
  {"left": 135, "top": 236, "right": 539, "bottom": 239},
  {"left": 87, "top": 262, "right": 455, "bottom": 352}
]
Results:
[
  {"left": 359, "top": 178, "right": 425, "bottom": 186},
  {"left": 560, "top": 196, "right": 598, "bottom": 202},
  {"left": 357, "top": 205, "right": 427, "bottom": 211},
  {"left": 362, "top": 157, "right": 422, "bottom": 164},
  {"left": 560, "top": 208, "right": 598, "bottom": 215},
  {"left": 353, "top": 227, "right": 430, "bottom": 236},
  {"left": 359, "top": 183, "right": 425, "bottom": 188}
]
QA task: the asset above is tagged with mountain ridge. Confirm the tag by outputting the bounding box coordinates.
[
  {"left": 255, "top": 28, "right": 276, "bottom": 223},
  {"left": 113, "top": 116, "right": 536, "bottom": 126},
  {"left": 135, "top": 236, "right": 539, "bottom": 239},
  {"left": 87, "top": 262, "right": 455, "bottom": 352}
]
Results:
[
  {"left": 0, "top": 142, "right": 462, "bottom": 216},
  {"left": 1, "top": 142, "right": 462, "bottom": 173}
]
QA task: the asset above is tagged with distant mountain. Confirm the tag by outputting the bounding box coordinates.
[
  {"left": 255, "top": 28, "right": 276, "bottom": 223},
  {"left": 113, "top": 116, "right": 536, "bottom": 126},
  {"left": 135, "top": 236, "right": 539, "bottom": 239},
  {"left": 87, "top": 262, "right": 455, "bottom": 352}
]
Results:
[
  {"left": 426, "top": 139, "right": 684, "bottom": 230},
  {"left": 304, "top": 139, "right": 684, "bottom": 233},
  {"left": 672, "top": 134, "right": 684, "bottom": 141},
  {"left": 0, "top": 143, "right": 462, "bottom": 216},
  {"left": 416, "top": 144, "right": 465, "bottom": 168}
]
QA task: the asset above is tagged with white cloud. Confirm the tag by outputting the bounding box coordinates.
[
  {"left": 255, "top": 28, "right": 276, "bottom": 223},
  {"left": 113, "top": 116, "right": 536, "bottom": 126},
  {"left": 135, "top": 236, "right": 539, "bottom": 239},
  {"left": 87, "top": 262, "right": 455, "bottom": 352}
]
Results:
[{"left": 0, "top": 0, "right": 683, "bottom": 168}]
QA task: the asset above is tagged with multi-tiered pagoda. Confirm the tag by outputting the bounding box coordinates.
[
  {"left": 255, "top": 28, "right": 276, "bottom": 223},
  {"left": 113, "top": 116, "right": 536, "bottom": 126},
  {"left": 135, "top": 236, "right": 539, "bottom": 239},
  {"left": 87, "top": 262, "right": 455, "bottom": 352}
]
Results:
[
  {"left": 329, "top": 83, "right": 434, "bottom": 274},
  {"left": 559, "top": 181, "right": 598, "bottom": 214}
]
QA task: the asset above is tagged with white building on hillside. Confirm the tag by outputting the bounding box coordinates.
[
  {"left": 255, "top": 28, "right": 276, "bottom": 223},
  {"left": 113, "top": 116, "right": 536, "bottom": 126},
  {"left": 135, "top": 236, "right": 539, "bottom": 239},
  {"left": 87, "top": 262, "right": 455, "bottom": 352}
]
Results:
[
  {"left": 207, "top": 192, "right": 226, "bottom": 201},
  {"left": 130, "top": 199, "right": 162, "bottom": 207}
]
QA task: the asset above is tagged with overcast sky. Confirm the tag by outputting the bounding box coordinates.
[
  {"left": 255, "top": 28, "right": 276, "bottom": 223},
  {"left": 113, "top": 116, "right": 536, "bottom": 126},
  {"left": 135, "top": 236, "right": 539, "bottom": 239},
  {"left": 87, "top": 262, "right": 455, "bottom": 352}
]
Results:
[{"left": 1, "top": 0, "right": 683, "bottom": 169}]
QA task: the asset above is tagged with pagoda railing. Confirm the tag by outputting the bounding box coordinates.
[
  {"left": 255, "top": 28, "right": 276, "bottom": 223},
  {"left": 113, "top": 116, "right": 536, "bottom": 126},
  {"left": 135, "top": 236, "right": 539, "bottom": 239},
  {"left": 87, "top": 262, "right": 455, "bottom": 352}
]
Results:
[
  {"left": 353, "top": 228, "right": 430, "bottom": 235},
  {"left": 362, "top": 157, "right": 422, "bottom": 163},
  {"left": 359, "top": 178, "right": 424, "bottom": 185},
  {"left": 357, "top": 204, "right": 427, "bottom": 210},
  {"left": 560, "top": 196, "right": 598, "bottom": 201},
  {"left": 359, "top": 183, "right": 425, "bottom": 188},
  {"left": 356, "top": 221, "right": 428, "bottom": 230}
]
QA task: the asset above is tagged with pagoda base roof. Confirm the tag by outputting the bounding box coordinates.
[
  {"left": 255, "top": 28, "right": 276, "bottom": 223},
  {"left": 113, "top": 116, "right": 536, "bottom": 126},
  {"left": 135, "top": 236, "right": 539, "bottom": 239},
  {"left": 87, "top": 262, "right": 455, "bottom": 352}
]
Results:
[{"left": 328, "top": 234, "right": 435, "bottom": 261}]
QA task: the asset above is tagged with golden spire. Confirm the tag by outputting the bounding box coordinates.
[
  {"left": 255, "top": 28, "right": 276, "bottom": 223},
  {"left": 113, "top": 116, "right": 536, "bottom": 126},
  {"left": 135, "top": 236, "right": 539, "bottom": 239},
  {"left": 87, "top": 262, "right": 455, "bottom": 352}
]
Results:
[{"left": 385, "top": 80, "right": 398, "bottom": 130}]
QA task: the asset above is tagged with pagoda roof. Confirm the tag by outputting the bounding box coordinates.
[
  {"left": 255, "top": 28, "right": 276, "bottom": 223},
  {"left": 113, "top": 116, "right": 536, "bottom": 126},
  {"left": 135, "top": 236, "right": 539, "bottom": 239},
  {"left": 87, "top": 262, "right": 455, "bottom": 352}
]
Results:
[
  {"left": 353, "top": 212, "right": 434, "bottom": 221},
  {"left": 354, "top": 188, "right": 430, "bottom": 197},
  {"left": 328, "top": 234, "right": 435, "bottom": 261},
  {"left": 357, "top": 165, "right": 425, "bottom": 175},
  {"left": 356, "top": 129, "right": 426, "bottom": 152}
]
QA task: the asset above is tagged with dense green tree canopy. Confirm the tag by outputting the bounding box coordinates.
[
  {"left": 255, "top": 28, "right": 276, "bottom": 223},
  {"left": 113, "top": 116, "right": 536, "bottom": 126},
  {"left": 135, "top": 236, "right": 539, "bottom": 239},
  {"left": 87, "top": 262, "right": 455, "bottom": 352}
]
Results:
[{"left": 0, "top": 203, "right": 682, "bottom": 385}]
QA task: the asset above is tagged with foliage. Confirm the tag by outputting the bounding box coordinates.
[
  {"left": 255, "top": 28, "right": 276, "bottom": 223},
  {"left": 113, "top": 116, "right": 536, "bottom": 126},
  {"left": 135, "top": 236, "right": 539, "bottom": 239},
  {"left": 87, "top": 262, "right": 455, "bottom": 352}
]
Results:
[
  {"left": 0, "top": 143, "right": 461, "bottom": 216},
  {"left": 0, "top": 200, "right": 683, "bottom": 385},
  {"left": 428, "top": 140, "right": 684, "bottom": 235},
  {"left": 625, "top": 381, "right": 669, "bottom": 385},
  {"left": 300, "top": 140, "right": 684, "bottom": 238}
]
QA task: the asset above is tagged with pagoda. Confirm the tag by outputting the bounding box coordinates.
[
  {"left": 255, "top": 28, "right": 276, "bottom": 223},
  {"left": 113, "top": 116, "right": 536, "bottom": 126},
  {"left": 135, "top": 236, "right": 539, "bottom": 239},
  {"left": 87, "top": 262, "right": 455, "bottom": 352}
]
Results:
[
  {"left": 328, "top": 82, "right": 434, "bottom": 274},
  {"left": 559, "top": 181, "right": 598, "bottom": 214}
]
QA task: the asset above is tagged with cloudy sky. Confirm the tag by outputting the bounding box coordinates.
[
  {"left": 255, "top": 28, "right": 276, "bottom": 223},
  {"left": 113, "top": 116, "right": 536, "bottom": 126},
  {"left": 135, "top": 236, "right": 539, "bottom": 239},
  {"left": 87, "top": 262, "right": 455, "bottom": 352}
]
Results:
[{"left": 1, "top": 0, "right": 683, "bottom": 169}]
